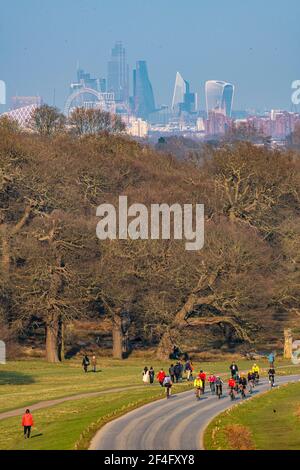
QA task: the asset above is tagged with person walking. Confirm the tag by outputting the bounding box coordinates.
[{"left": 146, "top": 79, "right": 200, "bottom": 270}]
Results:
[
  {"left": 157, "top": 369, "right": 166, "bottom": 387},
  {"left": 142, "top": 367, "right": 150, "bottom": 385},
  {"left": 82, "top": 354, "right": 90, "bottom": 373},
  {"left": 230, "top": 362, "right": 239, "bottom": 379},
  {"left": 185, "top": 360, "right": 192, "bottom": 381},
  {"left": 268, "top": 352, "right": 275, "bottom": 368},
  {"left": 149, "top": 366, "right": 155, "bottom": 384},
  {"left": 91, "top": 355, "right": 97, "bottom": 373},
  {"left": 174, "top": 362, "right": 181, "bottom": 383},
  {"left": 22, "top": 409, "right": 34, "bottom": 439},
  {"left": 169, "top": 364, "right": 175, "bottom": 383}
]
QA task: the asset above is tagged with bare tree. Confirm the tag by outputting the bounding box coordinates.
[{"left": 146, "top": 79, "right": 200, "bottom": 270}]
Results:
[
  {"left": 31, "top": 105, "right": 66, "bottom": 136},
  {"left": 69, "top": 107, "right": 126, "bottom": 136}
]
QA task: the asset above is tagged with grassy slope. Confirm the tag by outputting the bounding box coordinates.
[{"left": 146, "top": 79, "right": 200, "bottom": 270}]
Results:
[
  {"left": 204, "top": 381, "right": 300, "bottom": 450},
  {"left": 1, "top": 358, "right": 300, "bottom": 450}
]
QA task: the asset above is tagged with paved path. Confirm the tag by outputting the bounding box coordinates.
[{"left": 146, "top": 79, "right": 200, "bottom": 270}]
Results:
[{"left": 90, "top": 374, "right": 300, "bottom": 450}]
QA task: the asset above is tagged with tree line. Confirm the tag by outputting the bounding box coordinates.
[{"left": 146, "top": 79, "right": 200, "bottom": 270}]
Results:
[{"left": 0, "top": 107, "right": 299, "bottom": 361}]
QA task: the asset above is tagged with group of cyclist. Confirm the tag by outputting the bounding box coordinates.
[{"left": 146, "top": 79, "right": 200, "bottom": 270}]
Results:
[{"left": 194, "top": 360, "right": 276, "bottom": 401}]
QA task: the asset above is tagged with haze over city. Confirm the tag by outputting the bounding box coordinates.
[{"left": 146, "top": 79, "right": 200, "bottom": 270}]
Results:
[{"left": 1, "top": 0, "right": 300, "bottom": 111}]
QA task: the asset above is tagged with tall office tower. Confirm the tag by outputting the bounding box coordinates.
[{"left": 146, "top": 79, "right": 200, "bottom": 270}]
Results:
[
  {"left": 172, "top": 72, "right": 197, "bottom": 115},
  {"left": 205, "top": 80, "right": 234, "bottom": 117},
  {"left": 107, "top": 41, "right": 129, "bottom": 102},
  {"left": 133, "top": 60, "right": 155, "bottom": 120}
]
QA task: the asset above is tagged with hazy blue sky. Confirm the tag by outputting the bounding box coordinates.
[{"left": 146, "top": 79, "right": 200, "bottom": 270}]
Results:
[{"left": 1, "top": 0, "right": 299, "bottom": 111}]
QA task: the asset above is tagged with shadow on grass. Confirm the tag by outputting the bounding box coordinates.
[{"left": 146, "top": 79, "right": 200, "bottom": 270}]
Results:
[
  {"left": 0, "top": 370, "right": 35, "bottom": 385},
  {"left": 31, "top": 433, "right": 43, "bottom": 439}
]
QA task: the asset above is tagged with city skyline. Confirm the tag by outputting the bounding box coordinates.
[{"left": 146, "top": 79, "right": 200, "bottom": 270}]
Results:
[{"left": 1, "top": 0, "right": 299, "bottom": 112}]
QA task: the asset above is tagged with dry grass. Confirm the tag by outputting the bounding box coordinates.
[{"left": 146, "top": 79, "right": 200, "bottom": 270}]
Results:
[{"left": 224, "top": 424, "right": 255, "bottom": 450}]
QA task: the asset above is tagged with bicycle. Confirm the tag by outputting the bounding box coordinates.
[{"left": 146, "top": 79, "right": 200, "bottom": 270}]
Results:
[
  {"left": 229, "top": 387, "right": 235, "bottom": 401},
  {"left": 216, "top": 385, "right": 222, "bottom": 399},
  {"left": 269, "top": 375, "right": 275, "bottom": 388}
]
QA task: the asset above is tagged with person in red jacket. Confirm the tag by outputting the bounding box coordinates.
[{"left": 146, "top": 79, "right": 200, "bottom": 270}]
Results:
[
  {"left": 22, "top": 409, "right": 34, "bottom": 439},
  {"left": 156, "top": 369, "right": 166, "bottom": 387}
]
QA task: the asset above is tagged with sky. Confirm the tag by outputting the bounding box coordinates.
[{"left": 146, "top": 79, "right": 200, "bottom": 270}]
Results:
[{"left": 0, "top": 0, "right": 299, "bottom": 111}]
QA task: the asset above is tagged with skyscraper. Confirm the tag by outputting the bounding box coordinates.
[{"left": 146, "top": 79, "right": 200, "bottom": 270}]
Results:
[
  {"left": 205, "top": 80, "right": 234, "bottom": 117},
  {"left": 107, "top": 41, "right": 129, "bottom": 103},
  {"left": 133, "top": 61, "right": 155, "bottom": 120},
  {"left": 172, "top": 72, "right": 197, "bottom": 115}
]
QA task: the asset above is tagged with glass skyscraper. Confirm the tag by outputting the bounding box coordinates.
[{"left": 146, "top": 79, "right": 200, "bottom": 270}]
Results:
[
  {"left": 205, "top": 80, "right": 234, "bottom": 117},
  {"left": 107, "top": 41, "right": 129, "bottom": 103},
  {"left": 133, "top": 60, "right": 155, "bottom": 120},
  {"left": 172, "top": 72, "right": 197, "bottom": 115}
]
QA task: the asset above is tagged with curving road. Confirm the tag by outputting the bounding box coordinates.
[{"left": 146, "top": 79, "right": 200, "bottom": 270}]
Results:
[{"left": 90, "top": 374, "right": 299, "bottom": 450}]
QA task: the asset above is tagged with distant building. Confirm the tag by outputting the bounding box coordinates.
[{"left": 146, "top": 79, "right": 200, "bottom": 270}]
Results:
[
  {"left": 205, "top": 80, "right": 234, "bottom": 117},
  {"left": 171, "top": 72, "right": 197, "bottom": 115},
  {"left": 133, "top": 60, "right": 155, "bottom": 120},
  {"left": 206, "top": 110, "right": 232, "bottom": 136},
  {"left": 107, "top": 41, "right": 129, "bottom": 103},
  {"left": 2, "top": 104, "right": 37, "bottom": 128},
  {"left": 128, "top": 117, "right": 148, "bottom": 138},
  {"left": 10, "top": 96, "right": 42, "bottom": 110},
  {"left": 65, "top": 68, "right": 115, "bottom": 116}
]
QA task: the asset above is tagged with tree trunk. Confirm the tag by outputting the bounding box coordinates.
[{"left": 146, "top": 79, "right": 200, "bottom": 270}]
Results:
[
  {"left": 112, "top": 311, "right": 123, "bottom": 359},
  {"left": 46, "top": 317, "right": 60, "bottom": 363},
  {"left": 0, "top": 225, "right": 10, "bottom": 282},
  {"left": 284, "top": 328, "right": 293, "bottom": 359}
]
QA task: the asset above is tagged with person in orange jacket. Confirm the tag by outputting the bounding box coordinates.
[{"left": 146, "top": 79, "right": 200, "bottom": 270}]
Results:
[{"left": 22, "top": 409, "right": 34, "bottom": 439}]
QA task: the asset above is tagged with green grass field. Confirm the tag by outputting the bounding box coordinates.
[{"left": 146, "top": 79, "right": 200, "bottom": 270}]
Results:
[
  {"left": 0, "top": 357, "right": 299, "bottom": 450},
  {"left": 204, "top": 381, "right": 300, "bottom": 450}
]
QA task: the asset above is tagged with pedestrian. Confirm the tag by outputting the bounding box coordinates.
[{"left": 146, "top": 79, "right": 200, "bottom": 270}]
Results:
[
  {"left": 142, "top": 366, "right": 150, "bottom": 385},
  {"left": 185, "top": 360, "right": 192, "bottom": 381},
  {"left": 22, "top": 409, "right": 34, "bottom": 439},
  {"left": 82, "top": 354, "right": 90, "bottom": 373},
  {"left": 92, "top": 355, "right": 97, "bottom": 373},
  {"left": 268, "top": 352, "right": 275, "bottom": 368},
  {"left": 149, "top": 366, "right": 155, "bottom": 384},
  {"left": 230, "top": 362, "right": 239, "bottom": 379},
  {"left": 174, "top": 362, "right": 181, "bottom": 383},
  {"left": 169, "top": 364, "right": 175, "bottom": 383},
  {"left": 156, "top": 368, "right": 166, "bottom": 387}
]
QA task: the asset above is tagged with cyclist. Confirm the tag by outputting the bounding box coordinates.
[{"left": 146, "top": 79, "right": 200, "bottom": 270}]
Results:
[
  {"left": 199, "top": 370, "right": 206, "bottom": 393},
  {"left": 268, "top": 367, "right": 276, "bottom": 387},
  {"left": 252, "top": 364, "right": 260, "bottom": 383},
  {"left": 194, "top": 375, "right": 204, "bottom": 400},
  {"left": 247, "top": 370, "right": 255, "bottom": 393},
  {"left": 163, "top": 375, "right": 173, "bottom": 398},
  {"left": 238, "top": 374, "right": 247, "bottom": 398},
  {"left": 228, "top": 377, "right": 236, "bottom": 400},
  {"left": 215, "top": 376, "right": 223, "bottom": 399},
  {"left": 208, "top": 374, "right": 217, "bottom": 394}
]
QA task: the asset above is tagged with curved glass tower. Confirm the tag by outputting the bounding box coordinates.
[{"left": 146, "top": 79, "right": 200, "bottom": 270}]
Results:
[
  {"left": 205, "top": 80, "right": 234, "bottom": 117},
  {"left": 133, "top": 61, "right": 155, "bottom": 120}
]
